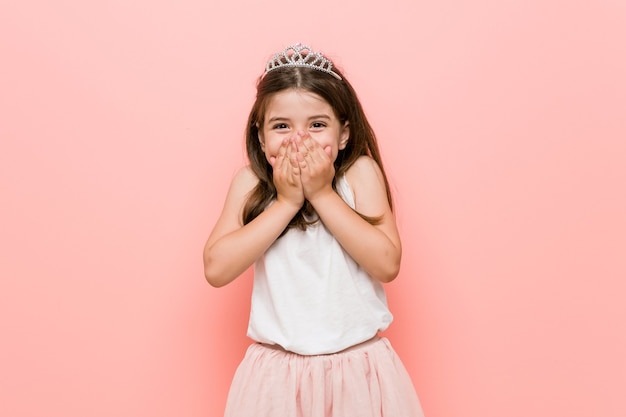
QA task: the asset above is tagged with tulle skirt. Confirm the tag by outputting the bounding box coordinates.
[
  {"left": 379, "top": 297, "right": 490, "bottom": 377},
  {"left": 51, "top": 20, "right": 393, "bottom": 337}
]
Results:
[{"left": 223, "top": 337, "right": 425, "bottom": 417}]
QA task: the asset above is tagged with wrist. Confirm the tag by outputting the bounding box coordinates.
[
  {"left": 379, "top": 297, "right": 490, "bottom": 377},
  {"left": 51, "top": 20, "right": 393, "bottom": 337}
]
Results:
[
  {"left": 306, "top": 187, "right": 336, "bottom": 208},
  {"left": 273, "top": 197, "right": 304, "bottom": 216}
]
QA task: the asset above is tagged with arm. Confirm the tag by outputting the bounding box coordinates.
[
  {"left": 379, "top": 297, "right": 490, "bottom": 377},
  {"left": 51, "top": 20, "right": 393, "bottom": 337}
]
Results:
[
  {"left": 203, "top": 140, "right": 304, "bottom": 287},
  {"left": 296, "top": 136, "right": 402, "bottom": 283}
]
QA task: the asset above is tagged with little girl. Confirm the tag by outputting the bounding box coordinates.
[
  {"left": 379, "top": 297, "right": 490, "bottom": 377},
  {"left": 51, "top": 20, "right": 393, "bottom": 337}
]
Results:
[{"left": 204, "top": 43, "right": 425, "bottom": 417}]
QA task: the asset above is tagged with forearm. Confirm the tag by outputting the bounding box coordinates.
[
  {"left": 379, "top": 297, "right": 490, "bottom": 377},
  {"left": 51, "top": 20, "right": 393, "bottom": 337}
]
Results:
[
  {"left": 203, "top": 201, "right": 299, "bottom": 287},
  {"left": 309, "top": 191, "right": 401, "bottom": 283}
]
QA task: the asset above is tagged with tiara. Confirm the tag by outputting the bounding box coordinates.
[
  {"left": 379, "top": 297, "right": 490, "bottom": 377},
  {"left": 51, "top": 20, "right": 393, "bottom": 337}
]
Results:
[{"left": 265, "top": 43, "right": 342, "bottom": 80}]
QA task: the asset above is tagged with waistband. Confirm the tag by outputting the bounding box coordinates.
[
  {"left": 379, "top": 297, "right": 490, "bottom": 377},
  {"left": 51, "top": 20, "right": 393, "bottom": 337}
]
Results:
[{"left": 259, "top": 335, "right": 382, "bottom": 356}]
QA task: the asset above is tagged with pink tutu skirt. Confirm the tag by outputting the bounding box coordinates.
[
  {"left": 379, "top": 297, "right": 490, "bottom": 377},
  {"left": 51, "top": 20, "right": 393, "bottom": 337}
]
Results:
[{"left": 223, "top": 337, "right": 425, "bottom": 417}]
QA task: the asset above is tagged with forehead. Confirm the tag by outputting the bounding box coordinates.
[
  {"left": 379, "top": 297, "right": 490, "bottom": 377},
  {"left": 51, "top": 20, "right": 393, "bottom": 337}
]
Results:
[{"left": 264, "top": 89, "right": 334, "bottom": 119}]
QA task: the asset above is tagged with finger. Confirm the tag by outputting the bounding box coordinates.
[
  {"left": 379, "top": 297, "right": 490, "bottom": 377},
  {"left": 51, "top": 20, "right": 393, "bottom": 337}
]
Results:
[
  {"left": 295, "top": 134, "right": 313, "bottom": 161},
  {"left": 302, "top": 135, "right": 327, "bottom": 163},
  {"left": 282, "top": 140, "right": 293, "bottom": 174},
  {"left": 290, "top": 140, "right": 301, "bottom": 171},
  {"left": 296, "top": 148, "right": 308, "bottom": 170},
  {"left": 273, "top": 139, "right": 289, "bottom": 170},
  {"left": 300, "top": 133, "right": 316, "bottom": 152},
  {"left": 277, "top": 139, "right": 289, "bottom": 163}
]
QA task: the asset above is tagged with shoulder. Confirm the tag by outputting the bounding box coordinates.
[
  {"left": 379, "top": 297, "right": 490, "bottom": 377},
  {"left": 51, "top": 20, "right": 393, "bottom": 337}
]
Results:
[
  {"left": 204, "top": 165, "right": 260, "bottom": 253},
  {"left": 234, "top": 164, "right": 258, "bottom": 183},
  {"left": 218, "top": 165, "right": 260, "bottom": 220},
  {"left": 344, "top": 156, "right": 390, "bottom": 214},
  {"left": 345, "top": 155, "right": 385, "bottom": 187},
  {"left": 229, "top": 165, "right": 260, "bottom": 194}
]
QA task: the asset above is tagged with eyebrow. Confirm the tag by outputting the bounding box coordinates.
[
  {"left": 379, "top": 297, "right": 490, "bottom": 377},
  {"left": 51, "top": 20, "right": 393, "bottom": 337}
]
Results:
[{"left": 267, "top": 114, "right": 331, "bottom": 123}]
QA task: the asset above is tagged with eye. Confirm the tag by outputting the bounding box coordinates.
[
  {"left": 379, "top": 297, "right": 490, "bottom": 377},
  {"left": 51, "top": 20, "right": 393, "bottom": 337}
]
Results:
[
  {"left": 272, "top": 123, "right": 289, "bottom": 130},
  {"left": 310, "top": 122, "right": 326, "bottom": 129}
]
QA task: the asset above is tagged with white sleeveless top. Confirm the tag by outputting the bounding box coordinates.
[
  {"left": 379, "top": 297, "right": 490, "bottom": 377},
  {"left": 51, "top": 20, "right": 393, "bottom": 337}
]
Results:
[{"left": 247, "top": 175, "right": 393, "bottom": 355}]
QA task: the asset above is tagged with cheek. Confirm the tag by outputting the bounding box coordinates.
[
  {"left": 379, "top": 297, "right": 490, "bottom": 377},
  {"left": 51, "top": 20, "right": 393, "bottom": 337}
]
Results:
[
  {"left": 310, "top": 136, "right": 338, "bottom": 161},
  {"left": 264, "top": 137, "right": 283, "bottom": 158},
  {"left": 316, "top": 135, "right": 341, "bottom": 153},
  {"left": 310, "top": 133, "right": 334, "bottom": 149}
]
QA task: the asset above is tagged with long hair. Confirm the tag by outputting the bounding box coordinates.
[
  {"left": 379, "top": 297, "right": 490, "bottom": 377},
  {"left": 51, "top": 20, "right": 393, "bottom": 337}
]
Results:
[{"left": 243, "top": 58, "right": 393, "bottom": 231}]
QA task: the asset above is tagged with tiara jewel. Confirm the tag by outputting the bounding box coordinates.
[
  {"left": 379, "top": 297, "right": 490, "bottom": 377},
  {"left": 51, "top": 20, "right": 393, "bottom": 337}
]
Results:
[{"left": 265, "top": 43, "right": 342, "bottom": 80}]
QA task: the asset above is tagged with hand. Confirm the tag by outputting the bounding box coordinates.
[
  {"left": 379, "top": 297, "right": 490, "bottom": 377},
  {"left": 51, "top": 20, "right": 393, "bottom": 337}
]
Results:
[
  {"left": 295, "top": 132, "right": 334, "bottom": 202},
  {"left": 270, "top": 138, "right": 305, "bottom": 210}
]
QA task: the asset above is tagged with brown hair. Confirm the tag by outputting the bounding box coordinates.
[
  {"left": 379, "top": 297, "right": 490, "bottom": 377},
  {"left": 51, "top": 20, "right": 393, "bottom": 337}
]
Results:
[{"left": 243, "top": 57, "right": 392, "bottom": 231}]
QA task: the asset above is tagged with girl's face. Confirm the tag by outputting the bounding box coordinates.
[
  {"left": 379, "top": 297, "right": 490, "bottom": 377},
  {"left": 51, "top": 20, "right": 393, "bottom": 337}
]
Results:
[{"left": 258, "top": 89, "right": 349, "bottom": 164}]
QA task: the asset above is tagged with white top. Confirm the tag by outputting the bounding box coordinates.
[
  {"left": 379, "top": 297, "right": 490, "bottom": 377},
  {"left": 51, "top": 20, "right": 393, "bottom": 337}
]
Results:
[{"left": 247, "top": 175, "right": 393, "bottom": 355}]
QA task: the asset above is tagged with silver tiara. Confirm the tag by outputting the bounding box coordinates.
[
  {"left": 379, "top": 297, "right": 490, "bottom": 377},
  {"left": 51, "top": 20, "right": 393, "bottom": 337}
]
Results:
[{"left": 265, "top": 43, "right": 342, "bottom": 80}]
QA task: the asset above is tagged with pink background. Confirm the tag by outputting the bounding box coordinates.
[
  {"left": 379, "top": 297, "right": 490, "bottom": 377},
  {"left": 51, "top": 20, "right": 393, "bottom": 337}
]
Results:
[{"left": 1, "top": 1, "right": 625, "bottom": 416}]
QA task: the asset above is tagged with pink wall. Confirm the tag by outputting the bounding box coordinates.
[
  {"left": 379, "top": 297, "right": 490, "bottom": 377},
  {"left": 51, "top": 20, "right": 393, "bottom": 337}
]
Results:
[{"left": 1, "top": 1, "right": 625, "bottom": 416}]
